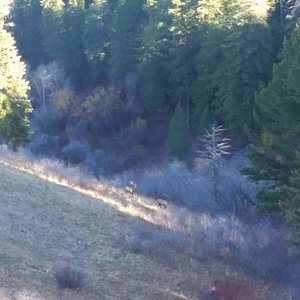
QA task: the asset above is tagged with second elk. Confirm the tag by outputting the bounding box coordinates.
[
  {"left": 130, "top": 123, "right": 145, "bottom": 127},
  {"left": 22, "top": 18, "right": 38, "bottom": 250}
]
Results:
[{"left": 125, "top": 181, "right": 137, "bottom": 196}]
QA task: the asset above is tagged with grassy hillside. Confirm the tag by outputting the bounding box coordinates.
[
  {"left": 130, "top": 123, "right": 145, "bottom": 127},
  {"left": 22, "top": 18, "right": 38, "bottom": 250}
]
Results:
[{"left": 0, "top": 150, "right": 295, "bottom": 299}]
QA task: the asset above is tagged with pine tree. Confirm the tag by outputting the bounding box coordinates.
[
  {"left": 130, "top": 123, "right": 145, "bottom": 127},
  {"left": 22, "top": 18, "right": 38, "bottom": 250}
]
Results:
[
  {"left": 83, "top": 0, "right": 114, "bottom": 85},
  {"left": 282, "top": 153, "right": 300, "bottom": 244},
  {"left": 41, "top": 0, "right": 65, "bottom": 62},
  {"left": 109, "top": 0, "right": 147, "bottom": 83},
  {"left": 166, "top": 104, "right": 189, "bottom": 160},
  {"left": 192, "top": 26, "right": 225, "bottom": 133},
  {"left": 41, "top": 0, "right": 90, "bottom": 90},
  {"left": 168, "top": 0, "right": 200, "bottom": 122},
  {"left": 139, "top": 0, "right": 173, "bottom": 112},
  {"left": 218, "top": 21, "right": 274, "bottom": 135},
  {"left": 267, "top": 0, "right": 285, "bottom": 62},
  {"left": 192, "top": 0, "right": 274, "bottom": 136},
  {"left": 244, "top": 24, "right": 300, "bottom": 241},
  {"left": 12, "top": 0, "right": 47, "bottom": 67},
  {"left": 0, "top": 7, "right": 32, "bottom": 149},
  {"left": 192, "top": 0, "right": 241, "bottom": 134},
  {"left": 61, "top": 0, "right": 90, "bottom": 90}
]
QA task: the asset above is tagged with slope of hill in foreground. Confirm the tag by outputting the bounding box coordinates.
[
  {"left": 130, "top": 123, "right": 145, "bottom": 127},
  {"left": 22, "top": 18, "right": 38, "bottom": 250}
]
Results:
[{"left": 0, "top": 154, "right": 294, "bottom": 299}]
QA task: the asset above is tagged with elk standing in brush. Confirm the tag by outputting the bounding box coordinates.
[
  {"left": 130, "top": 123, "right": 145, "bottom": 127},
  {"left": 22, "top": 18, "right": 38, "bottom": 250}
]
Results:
[
  {"left": 125, "top": 181, "right": 137, "bottom": 196},
  {"left": 156, "top": 198, "right": 168, "bottom": 209}
]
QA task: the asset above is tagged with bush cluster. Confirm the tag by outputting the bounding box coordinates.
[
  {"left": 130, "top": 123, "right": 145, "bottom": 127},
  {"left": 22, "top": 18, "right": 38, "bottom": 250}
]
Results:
[{"left": 55, "top": 264, "right": 87, "bottom": 290}]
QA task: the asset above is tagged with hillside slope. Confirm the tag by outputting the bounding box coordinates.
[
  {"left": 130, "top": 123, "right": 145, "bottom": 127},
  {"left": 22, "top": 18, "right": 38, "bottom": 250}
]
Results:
[
  {"left": 0, "top": 154, "right": 294, "bottom": 299},
  {"left": 0, "top": 161, "right": 195, "bottom": 299}
]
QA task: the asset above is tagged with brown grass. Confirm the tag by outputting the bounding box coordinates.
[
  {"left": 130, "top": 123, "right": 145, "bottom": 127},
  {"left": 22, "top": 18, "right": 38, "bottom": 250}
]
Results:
[{"left": 0, "top": 147, "right": 292, "bottom": 299}]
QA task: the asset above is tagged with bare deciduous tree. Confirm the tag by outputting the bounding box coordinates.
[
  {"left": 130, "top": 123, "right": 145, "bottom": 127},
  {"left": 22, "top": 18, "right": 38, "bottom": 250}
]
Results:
[
  {"left": 30, "top": 64, "right": 52, "bottom": 106},
  {"left": 29, "top": 61, "right": 69, "bottom": 107},
  {"left": 199, "top": 123, "right": 231, "bottom": 201}
]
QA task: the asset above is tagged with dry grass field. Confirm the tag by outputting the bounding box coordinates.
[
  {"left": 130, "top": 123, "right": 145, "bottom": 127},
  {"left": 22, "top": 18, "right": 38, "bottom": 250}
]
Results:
[{"left": 0, "top": 150, "right": 295, "bottom": 299}]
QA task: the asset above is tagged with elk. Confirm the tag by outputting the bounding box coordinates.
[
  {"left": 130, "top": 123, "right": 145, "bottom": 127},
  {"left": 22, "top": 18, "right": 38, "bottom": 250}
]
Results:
[
  {"left": 125, "top": 181, "right": 137, "bottom": 196},
  {"left": 156, "top": 198, "right": 168, "bottom": 209}
]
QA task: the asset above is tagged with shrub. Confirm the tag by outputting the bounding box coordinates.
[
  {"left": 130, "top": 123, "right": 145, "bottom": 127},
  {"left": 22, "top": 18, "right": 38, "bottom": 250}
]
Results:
[
  {"left": 126, "top": 144, "right": 147, "bottom": 165},
  {"left": 83, "top": 149, "right": 126, "bottom": 177},
  {"left": 55, "top": 264, "right": 87, "bottom": 289},
  {"left": 166, "top": 104, "right": 189, "bottom": 160},
  {"left": 62, "top": 141, "right": 90, "bottom": 165},
  {"left": 32, "top": 105, "right": 66, "bottom": 135},
  {"left": 125, "top": 222, "right": 189, "bottom": 266},
  {"left": 28, "top": 133, "right": 62, "bottom": 157},
  {"left": 66, "top": 120, "right": 87, "bottom": 141},
  {"left": 50, "top": 88, "right": 77, "bottom": 117},
  {"left": 126, "top": 117, "right": 147, "bottom": 144},
  {"left": 121, "top": 203, "right": 300, "bottom": 285},
  {"left": 81, "top": 86, "right": 123, "bottom": 136},
  {"left": 110, "top": 161, "right": 216, "bottom": 211},
  {"left": 111, "top": 152, "right": 258, "bottom": 217},
  {"left": 84, "top": 149, "right": 105, "bottom": 177},
  {"left": 101, "top": 154, "right": 126, "bottom": 175}
]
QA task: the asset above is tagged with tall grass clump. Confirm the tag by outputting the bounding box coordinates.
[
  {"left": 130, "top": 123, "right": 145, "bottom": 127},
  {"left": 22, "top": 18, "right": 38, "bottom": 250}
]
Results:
[{"left": 55, "top": 264, "right": 87, "bottom": 290}]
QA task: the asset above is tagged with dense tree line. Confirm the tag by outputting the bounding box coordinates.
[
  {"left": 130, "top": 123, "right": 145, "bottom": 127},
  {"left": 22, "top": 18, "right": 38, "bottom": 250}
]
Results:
[
  {"left": 1, "top": 0, "right": 299, "bottom": 242},
  {"left": 11, "top": 0, "right": 278, "bottom": 128}
]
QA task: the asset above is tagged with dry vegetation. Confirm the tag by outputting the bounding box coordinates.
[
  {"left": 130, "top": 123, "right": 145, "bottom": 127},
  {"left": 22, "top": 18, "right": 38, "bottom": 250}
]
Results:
[{"left": 0, "top": 147, "right": 296, "bottom": 299}]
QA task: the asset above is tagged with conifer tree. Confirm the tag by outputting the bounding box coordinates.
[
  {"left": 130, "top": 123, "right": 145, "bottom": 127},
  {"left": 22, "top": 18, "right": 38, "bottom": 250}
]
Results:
[
  {"left": 109, "top": 0, "right": 147, "bottom": 83},
  {"left": 192, "top": 0, "right": 274, "bottom": 136},
  {"left": 12, "top": 0, "right": 47, "bottom": 67},
  {"left": 267, "top": 0, "right": 285, "bottom": 62},
  {"left": 41, "top": 0, "right": 90, "bottom": 90},
  {"left": 244, "top": 24, "right": 300, "bottom": 242},
  {"left": 60, "top": 0, "right": 89, "bottom": 90},
  {"left": 166, "top": 104, "right": 189, "bottom": 160},
  {"left": 168, "top": 0, "right": 200, "bottom": 122},
  {"left": 139, "top": 0, "right": 173, "bottom": 112},
  {"left": 0, "top": 6, "right": 32, "bottom": 149},
  {"left": 282, "top": 154, "right": 300, "bottom": 244},
  {"left": 218, "top": 21, "right": 274, "bottom": 135},
  {"left": 83, "top": 0, "right": 113, "bottom": 85},
  {"left": 41, "top": 0, "right": 65, "bottom": 62}
]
